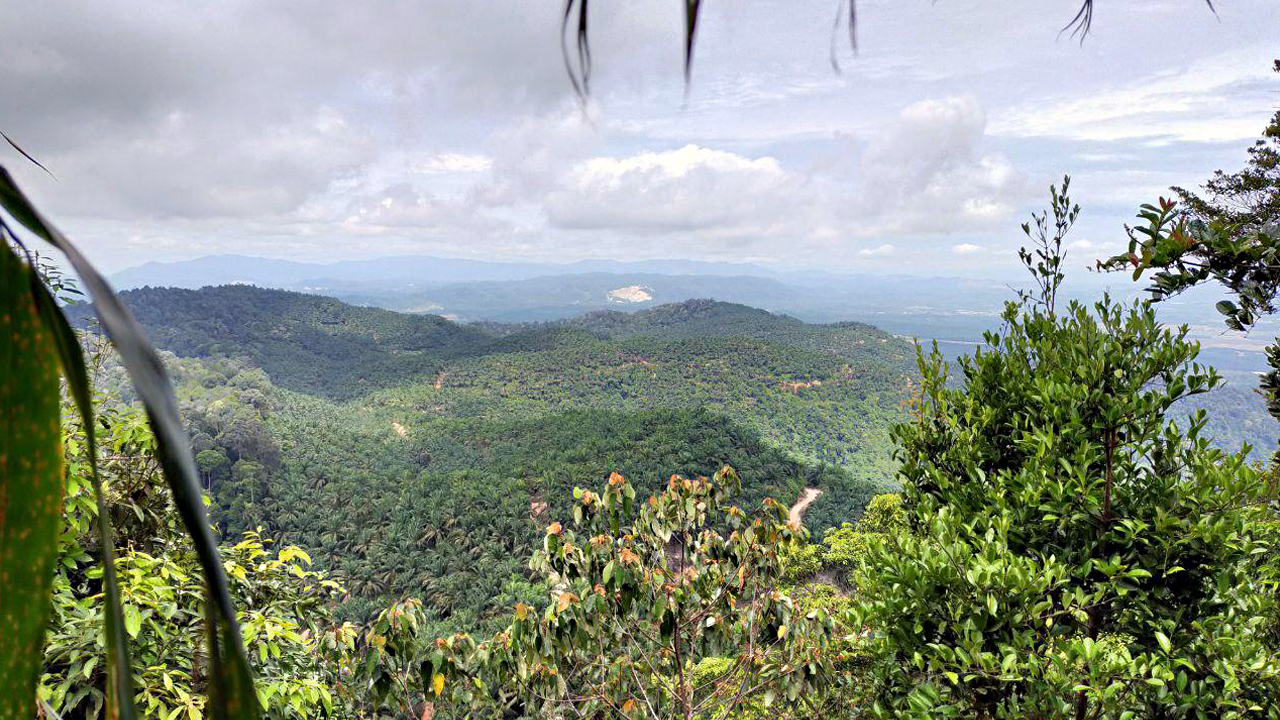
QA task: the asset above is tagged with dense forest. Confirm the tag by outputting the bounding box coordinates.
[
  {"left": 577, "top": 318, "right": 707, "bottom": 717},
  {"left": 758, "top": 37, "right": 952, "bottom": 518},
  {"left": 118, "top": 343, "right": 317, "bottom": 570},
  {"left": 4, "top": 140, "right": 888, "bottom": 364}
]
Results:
[{"left": 68, "top": 284, "right": 1280, "bottom": 629}]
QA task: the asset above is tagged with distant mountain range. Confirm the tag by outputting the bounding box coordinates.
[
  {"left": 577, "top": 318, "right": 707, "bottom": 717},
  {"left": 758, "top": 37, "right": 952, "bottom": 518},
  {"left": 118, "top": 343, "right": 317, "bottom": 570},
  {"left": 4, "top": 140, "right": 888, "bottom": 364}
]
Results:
[
  {"left": 107, "top": 253, "right": 1272, "bottom": 372},
  {"left": 108, "top": 253, "right": 1019, "bottom": 335},
  {"left": 110, "top": 254, "right": 781, "bottom": 290}
]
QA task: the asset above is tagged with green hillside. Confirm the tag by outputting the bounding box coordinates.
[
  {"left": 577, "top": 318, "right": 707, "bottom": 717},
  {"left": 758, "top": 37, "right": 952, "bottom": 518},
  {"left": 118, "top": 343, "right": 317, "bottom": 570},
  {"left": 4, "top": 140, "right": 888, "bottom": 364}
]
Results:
[
  {"left": 370, "top": 331, "right": 906, "bottom": 479},
  {"left": 67, "top": 285, "right": 492, "bottom": 398},
  {"left": 87, "top": 289, "right": 915, "bottom": 482}
]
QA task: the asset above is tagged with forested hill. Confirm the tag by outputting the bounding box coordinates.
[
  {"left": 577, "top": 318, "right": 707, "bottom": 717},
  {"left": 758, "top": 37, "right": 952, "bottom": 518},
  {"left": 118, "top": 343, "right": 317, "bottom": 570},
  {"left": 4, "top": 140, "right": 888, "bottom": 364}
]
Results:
[
  {"left": 65, "top": 285, "right": 492, "bottom": 398},
  {"left": 84, "top": 285, "right": 917, "bottom": 626},
  {"left": 490, "top": 298, "right": 801, "bottom": 338},
  {"left": 72, "top": 285, "right": 913, "bottom": 400},
  {"left": 83, "top": 286, "right": 915, "bottom": 480}
]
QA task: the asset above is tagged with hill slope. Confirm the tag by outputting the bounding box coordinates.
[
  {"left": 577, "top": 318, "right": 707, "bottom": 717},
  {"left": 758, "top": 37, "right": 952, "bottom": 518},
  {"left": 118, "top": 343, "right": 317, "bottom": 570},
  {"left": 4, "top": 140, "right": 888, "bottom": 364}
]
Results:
[
  {"left": 68, "top": 285, "right": 492, "bottom": 398},
  {"left": 94, "top": 287, "right": 915, "bottom": 480}
]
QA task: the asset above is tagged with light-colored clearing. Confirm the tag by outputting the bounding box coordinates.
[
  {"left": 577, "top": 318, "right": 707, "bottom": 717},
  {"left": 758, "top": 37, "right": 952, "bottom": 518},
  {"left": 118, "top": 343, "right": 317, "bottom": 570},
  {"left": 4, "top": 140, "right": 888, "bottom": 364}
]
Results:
[
  {"left": 606, "top": 285, "right": 654, "bottom": 303},
  {"left": 789, "top": 488, "right": 824, "bottom": 526}
]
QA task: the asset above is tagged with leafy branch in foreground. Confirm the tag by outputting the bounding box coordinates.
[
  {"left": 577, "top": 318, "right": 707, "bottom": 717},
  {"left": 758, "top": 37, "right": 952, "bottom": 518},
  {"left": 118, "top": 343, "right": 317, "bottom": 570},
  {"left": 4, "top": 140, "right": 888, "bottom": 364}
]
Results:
[
  {"left": 1099, "top": 59, "right": 1280, "bottom": 458},
  {"left": 1016, "top": 175, "right": 1079, "bottom": 318},
  {"left": 0, "top": 162, "right": 260, "bottom": 719}
]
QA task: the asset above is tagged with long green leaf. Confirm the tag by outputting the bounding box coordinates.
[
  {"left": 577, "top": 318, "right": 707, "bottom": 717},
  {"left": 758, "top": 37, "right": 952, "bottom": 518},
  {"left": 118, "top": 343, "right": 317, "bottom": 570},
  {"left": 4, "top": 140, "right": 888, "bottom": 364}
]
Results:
[
  {"left": 0, "top": 166, "right": 260, "bottom": 719},
  {"left": 0, "top": 247, "right": 64, "bottom": 720},
  {"left": 25, "top": 256, "right": 136, "bottom": 720}
]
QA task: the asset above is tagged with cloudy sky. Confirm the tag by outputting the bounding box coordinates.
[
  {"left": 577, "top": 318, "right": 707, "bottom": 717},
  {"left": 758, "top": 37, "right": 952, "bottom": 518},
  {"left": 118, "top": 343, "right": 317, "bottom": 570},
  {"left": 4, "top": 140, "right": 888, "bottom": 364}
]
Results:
[{"left": 2, "top": 0, "right": 1276, "bottom": 276}]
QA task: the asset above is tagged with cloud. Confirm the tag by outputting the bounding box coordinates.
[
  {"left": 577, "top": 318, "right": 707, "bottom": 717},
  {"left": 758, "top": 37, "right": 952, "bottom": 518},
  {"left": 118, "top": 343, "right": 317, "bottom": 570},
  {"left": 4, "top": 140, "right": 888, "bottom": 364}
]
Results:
[
  {"left": 850, "top": 97, "right": 1027, "bottom": 235},
  {"left": 858, "top": 243, "right": 896, "bottom": 257},
  {"left": 990, "top": 46, "right": 1277, "bottom": 143},
  {"left": 52, "top": 108, "right": 374, "bottom": 220},
  {"left": 3, "top": 0, "right": 1274, "bottom": 275},
  {"left": 418, "top": 154, "right": 492, "bottom": 174},
  {"left": 497, "top": 97, "right": 1026, "bottom": 249},
  {"left": 544, "top": 144, "right": 805, "bottom": 233},
  {"left": 952, "top": 243, "right": 984, "bottom": 255},
  {"left": 473, "top": 111, "right": 601, "bottom": 207},
  {"left": 0, "top": 1, "right": 672, "bottom": 223}
]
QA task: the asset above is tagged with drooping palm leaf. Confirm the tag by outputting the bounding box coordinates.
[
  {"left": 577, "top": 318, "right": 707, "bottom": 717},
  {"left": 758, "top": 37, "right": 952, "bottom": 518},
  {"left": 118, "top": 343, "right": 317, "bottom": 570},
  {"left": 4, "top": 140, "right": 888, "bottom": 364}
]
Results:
[
  {"left": 0, "top": 166, "right": 260, "bottom": 720},
  {"left": 1, "top": 132, "right": 54, "bottom": 179}
]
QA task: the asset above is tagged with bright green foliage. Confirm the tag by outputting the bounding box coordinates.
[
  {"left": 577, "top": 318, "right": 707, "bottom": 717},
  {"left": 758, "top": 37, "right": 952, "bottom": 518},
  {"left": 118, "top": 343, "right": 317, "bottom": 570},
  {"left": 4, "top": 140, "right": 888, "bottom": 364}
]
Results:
[
  {"left": 2, "top": 165, "right": 262, "bottom": 720},
  {"left": 852, "top": 494, "right": 903, "bottom": 535},
  {"left": 42, "top": 534, "right": 343, "bottom": 720},
  {"left": 148, "top": 353, "right": 884, "bottom": 624},
  {"left": 819, "top": 525, "right": 881, "bottom": 587},
  {"left": 0, "top": 245, "right": 64, "bottom": 720},
  {"left": 335, "top": 599, "right": 434, "bottom": 719},
  {"left": 858, "top": 290, "right": 1280, "bottom": 715},
  {"left": 425, "top": 468, "right": 842, "bottom": 720},
  {"left": 1102, "top": 195, "right": 1280, "bottom": 337},
  {"left": 1015, "top": 175, "right": 1079, "bottom": 316},
  {"left": 778, "top": 540, "right": 824, "bottom": 583},
  {"left": 41, "top": 387, "right": 348, "bottom": 720},
  {"left": 777, "top": 493, "right": 905, "bottom": 588}
]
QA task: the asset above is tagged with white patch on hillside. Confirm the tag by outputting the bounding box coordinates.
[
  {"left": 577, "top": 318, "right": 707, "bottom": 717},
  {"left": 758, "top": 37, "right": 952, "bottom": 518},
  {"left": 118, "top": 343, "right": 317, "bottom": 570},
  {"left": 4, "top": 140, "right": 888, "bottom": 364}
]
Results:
[{"left": 606, "top": 285, "right": 654, "bottom": 303}]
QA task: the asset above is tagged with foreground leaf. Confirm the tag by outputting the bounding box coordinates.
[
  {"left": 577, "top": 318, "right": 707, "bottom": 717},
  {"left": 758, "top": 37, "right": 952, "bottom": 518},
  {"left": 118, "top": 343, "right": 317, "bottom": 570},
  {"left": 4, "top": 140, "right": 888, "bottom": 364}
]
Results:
[{"left": 0, "top": 246, "right": 64, "bottom": 720}]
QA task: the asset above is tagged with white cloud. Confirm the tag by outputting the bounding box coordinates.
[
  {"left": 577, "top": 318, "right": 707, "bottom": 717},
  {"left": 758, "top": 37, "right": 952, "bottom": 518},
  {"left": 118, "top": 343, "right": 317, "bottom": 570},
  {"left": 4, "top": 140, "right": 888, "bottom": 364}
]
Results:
[
  {"left": 418, "top": 154, "right": 492, "bottom": 173},
  {"left": 952, "top": 243, "right": 984, "bottom": 255},
  {"left": 544, "top": 144, "right": 805, "bottom": 233},
  {"left": 477, "top": 98, "right": 1029, "bottom": 257},
  {"left": 858, "top": 243, "right": 896, "bottom": 257},
  {"left": 851, "top": 97, "right": 1027, "bottom": 235},
  {"left": 474, "top": 110, "right": 600, "bottom": 207},
  {"left": 5, "top": 0, "right": 1275, "bottom": 275},
  {"left": 990, "top": 46, "right": 1277, "bottom": 143}
]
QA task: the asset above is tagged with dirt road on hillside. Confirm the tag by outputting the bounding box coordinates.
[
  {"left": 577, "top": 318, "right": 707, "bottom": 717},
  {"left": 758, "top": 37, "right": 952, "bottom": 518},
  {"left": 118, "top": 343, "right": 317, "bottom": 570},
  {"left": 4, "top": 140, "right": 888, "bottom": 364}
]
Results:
[{"left": 789, "top": 488, "right": 823, "bottom": 526}]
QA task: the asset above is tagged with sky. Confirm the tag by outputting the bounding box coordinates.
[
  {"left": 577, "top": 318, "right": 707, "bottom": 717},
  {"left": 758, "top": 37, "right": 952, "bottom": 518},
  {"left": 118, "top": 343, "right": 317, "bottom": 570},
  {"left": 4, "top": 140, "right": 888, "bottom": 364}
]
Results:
[{"left": 1, "top": 0, "right": 1277, "bottom": 277}]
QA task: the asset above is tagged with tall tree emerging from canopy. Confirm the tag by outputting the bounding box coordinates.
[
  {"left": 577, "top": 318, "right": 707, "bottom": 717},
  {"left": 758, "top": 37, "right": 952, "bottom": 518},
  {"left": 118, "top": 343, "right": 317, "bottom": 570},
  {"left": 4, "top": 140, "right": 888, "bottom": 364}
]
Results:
[
  {"left": 858, "top": 181, "right": 1280, "bottom": 718},
  {"left": 1101, "top": 59, "right": 1280, "bottom": 459}
]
